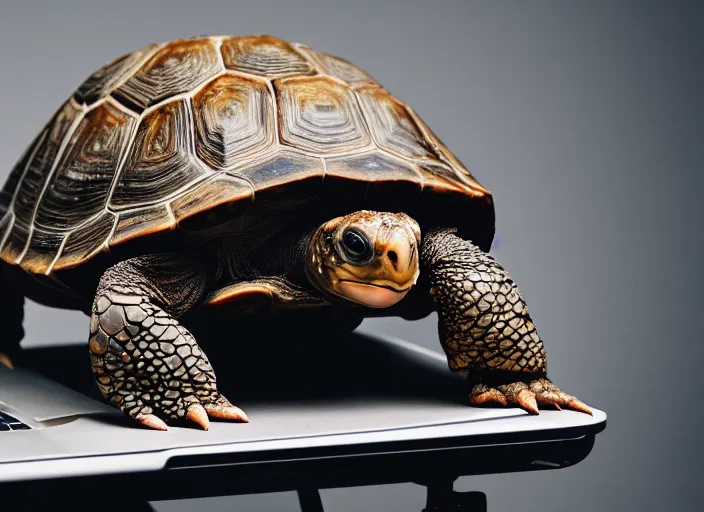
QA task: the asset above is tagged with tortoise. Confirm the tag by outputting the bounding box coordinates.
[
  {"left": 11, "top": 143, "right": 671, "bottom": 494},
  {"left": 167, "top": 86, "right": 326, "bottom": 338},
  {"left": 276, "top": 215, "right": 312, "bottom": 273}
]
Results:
[{"left": 0, "top": 35, "right": 590, "bottom": 430}]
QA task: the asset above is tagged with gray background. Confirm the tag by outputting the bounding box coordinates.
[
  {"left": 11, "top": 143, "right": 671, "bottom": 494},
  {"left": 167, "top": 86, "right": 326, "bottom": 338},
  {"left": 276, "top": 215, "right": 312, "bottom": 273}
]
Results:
[{"left": 1, "top": 0, "right": 702, "bottom": 510}]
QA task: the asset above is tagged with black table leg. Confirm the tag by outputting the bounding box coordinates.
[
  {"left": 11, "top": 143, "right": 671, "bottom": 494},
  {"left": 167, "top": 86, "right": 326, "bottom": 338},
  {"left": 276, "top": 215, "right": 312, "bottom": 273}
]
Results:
[
  {"left": 422, "top": 478, "right": 487, "bottom": 512},
  {"left": 298, "top": 488, "right": 325, "bottom": 512}
]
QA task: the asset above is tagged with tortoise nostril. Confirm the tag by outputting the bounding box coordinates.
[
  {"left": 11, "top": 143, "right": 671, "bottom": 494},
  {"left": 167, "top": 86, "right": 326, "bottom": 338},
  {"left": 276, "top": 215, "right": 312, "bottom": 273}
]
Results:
[{"left": 387, "top": 250, "right": 398, "bottom": 265}]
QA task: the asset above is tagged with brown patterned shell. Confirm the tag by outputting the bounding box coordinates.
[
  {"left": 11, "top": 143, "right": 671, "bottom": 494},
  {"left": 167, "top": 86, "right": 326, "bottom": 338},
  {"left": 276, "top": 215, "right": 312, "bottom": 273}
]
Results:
[{"left": 0, "top": 35, "right": 493, "bottom": 275}]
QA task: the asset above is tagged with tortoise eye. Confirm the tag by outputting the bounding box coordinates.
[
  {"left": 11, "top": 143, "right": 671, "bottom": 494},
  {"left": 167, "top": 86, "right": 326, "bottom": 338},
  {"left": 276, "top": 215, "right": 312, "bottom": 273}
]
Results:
[{"left": 341, "top": 229, "right": 372, "bottom": 264}]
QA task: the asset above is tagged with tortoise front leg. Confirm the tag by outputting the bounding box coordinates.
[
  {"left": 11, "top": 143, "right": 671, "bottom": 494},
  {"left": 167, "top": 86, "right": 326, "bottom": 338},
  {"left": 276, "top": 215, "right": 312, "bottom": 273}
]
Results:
[
  {"left": 421, "top": 228, "right": 591, "bottom": 415},
  {"left": 89, "top": 253, "right": 247, "bottom": 431}
]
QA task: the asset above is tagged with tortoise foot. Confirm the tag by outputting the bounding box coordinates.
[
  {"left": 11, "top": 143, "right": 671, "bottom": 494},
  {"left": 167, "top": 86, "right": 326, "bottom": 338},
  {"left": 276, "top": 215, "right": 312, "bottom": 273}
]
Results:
[
  {"left": 89, "top": 288, "right": 248, "bottom": 431},
  {"left": 116, "top": 380, "right": 247, "bottom": 432},
  {"left": 94, "top": 339, "right": 249, "bottom": 431},
  {"left": 469, "top": 377, "right": 591, "bottom": 415}
]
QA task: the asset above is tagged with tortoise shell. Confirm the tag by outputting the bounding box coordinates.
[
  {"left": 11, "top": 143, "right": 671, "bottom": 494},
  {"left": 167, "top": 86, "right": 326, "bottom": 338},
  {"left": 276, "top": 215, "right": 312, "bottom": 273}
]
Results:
[{"left": 0, "top": 35, "right": 493, "bottom": 276}]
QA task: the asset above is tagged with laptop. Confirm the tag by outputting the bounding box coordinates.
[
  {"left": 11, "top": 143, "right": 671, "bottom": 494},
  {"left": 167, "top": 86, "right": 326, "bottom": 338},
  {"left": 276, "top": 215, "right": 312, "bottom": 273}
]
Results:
[{"left": 0, "top": 329, "right": 606, "bottom": 501}]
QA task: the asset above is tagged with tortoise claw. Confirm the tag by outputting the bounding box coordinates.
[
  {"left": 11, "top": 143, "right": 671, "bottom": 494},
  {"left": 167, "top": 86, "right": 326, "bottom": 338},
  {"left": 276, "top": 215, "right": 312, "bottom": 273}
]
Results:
[
  {"left": 469, "top": 377, "right": 591, "bottom": 416},
  {"left": 135, "top": 413, "right": 168, "bottom": 431},
  {"left": 187, "top": 404, "right": 210, "bottom": 431},
  {"left": 0, "top": 352, "right": 14, "bottom": 370},
  {"left": 204, "top": 403, "right": 249, "bottom": 423},
  {"left": 563, "top": 398, "right": 592, "bottom": 415},
  {"left": 469, "top": 383, "right": 508, "bottom": 407},
  {"left": 530, "top": 378, "right": 593, "bottom": 415},
  {"left": 496, "top": 382, "right": 539, "bottom": 415},
  {"left": 514, "top": 389, "right": 540, "bottom": 415}
]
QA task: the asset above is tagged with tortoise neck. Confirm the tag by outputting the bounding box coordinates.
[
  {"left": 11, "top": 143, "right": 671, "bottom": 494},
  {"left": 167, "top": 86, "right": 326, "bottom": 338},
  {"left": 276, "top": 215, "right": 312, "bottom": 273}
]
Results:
[
  {"left": 206, "top": 223, "right": 318, "bottom": 289},
  {"left": 304, "top": 224, "right": 329, "bottom": 297}
]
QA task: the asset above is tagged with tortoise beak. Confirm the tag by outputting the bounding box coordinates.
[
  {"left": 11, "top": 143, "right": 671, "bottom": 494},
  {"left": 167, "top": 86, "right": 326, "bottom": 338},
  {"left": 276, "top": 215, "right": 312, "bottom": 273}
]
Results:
[
  {"left": 379, "top": 225, "right": 415, "bottom": 276},
  {"left": 335, "top": 282, "right": 410, "bottom": 308},
  {"left": 375, "top": 224, "right": 419, "bottom": 286}
]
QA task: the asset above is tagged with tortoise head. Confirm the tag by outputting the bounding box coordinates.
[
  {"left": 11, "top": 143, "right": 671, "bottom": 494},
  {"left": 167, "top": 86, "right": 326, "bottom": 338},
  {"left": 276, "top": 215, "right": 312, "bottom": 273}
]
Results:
[{"left": 307, "top": 211, "right": 421, "bottom": 308}]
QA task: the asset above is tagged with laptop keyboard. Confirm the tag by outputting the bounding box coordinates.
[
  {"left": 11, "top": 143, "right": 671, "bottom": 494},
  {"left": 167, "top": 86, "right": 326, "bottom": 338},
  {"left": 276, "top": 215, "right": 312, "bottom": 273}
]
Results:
[{"left": 0, "top": 410, "right": 31, "bottom": 431}]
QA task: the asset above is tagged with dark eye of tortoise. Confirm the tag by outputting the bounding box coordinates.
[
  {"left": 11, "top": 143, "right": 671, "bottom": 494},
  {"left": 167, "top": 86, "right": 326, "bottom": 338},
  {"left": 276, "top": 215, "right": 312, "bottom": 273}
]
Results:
[{"left": 341, "top": 229, "right": 372, "bottom": 264}]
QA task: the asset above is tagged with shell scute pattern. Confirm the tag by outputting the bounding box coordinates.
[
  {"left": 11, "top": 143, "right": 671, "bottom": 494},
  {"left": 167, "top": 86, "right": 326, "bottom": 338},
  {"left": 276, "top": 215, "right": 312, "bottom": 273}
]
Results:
[
  {"left": 36, "top": 102, "right": 137, "bottom": 230},
  {"left": 112, "top": 38, "right": 222, "bottom": 113},
  {"left": 357, "top": 86, "right": 438, "bottom": 161},
  {"left": 192, "top": 74, "right": 276, "bottom": 171},
  {"left": 169, "top": 174, "right": 253, "bottom": 222},
  {"left": 275, "top": 76, "right": 371, "bottom": 155},
  {"left": 58, "top": 211, "right": 115, "bottom": 270},
  {"left": 0, "top": 35, "right": 490, "bottom": 273},
  {"left": 325, "top": 151, "right": 423, "bottom": 185},
  {"left": 405, "top": 109, "right": 489, "bottom": 197},
  {"left": 296, "top": 46, "right": 377, "bottom": 88},
  {"left": 17, "top": 228, "right": 64, "bottom": 274},
  {"left": 221, "top": 35, "right": 314, "bottom": 78},
  {"left": 111, "top": 204, "right": 172, "bottom": 247},
  {"left": 112, "top": 99, "right": 204, "bottom": 208},
  {"left": 74, "top": 44, "right": 159, "bottom": 106},
  {"left": 13, "top": 101, "right": 82, "bottom": 228},
  {"left": 236, "top": 150, "right": 324, "bottom": 193},
  {"left": 0, "top": 100, "right": 82, "bottom": 267},
  {"left": 0, "top": 128, "right": 43, "bottom": 219}
]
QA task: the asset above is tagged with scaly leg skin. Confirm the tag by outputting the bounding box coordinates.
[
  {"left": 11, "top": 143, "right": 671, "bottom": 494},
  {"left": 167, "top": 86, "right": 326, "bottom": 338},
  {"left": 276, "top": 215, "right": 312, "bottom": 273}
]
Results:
[
  {"left": 89, "top": 254, "right": 248, "bottom": 431},
  {"left": 422, "top": 229, "right": 591, "bottom": 415}
]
